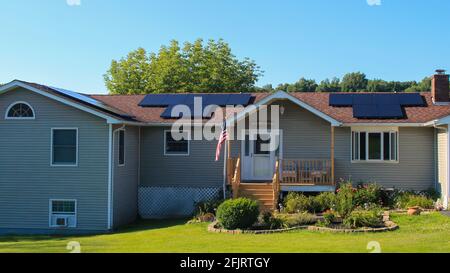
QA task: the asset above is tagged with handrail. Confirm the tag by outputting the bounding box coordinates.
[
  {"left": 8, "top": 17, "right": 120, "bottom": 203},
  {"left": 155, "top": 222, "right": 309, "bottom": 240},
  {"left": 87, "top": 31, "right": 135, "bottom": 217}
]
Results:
[
  {"left": 281, "top": 159, "right": 333, "bottom": 185},
  {"left": 272, "top": 160, "right": 280, "bottom": 210},
  {"left": 231, "top": 157, "right": 241, "bottom": 198}
]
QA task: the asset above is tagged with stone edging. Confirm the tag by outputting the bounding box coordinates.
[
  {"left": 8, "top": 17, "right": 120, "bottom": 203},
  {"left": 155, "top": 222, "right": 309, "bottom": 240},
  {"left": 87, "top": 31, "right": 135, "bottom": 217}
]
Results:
[
  {"left": 207, "top": 222, "right": 309, "bottom": 234},
  {"left": 207, "top": 211, "right": 398, "bottom": 234}
]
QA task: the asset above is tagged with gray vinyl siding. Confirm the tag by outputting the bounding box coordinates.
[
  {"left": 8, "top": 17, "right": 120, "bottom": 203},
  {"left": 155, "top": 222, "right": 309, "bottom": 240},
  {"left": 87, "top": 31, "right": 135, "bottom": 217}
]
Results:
[
  {"left": 113, "top": 125, "right": 139, "bottom": 227},
  {"left": 140, "top": 127, "right": 224, "bottom": 188},
  {"left": 0, "top": 88, "right": 109, "bottom": 232},
  {"left": 277, "top": 101, "right": 331, "bottom": 159},
  {"left": 437, "top": 126, "right": 448, "bottom": 205},
  {"left": 229, "top": 101, "right": 331, "bottom": 159},
  {"left": 334, "top": 127, "right": 435, "bottom": 190}
]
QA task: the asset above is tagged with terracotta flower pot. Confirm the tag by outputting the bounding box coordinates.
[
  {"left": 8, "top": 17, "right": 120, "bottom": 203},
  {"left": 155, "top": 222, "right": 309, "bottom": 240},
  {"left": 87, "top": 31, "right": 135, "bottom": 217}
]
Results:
[{"left": 407, "top": 206, "right": 422, "bottom": 216}]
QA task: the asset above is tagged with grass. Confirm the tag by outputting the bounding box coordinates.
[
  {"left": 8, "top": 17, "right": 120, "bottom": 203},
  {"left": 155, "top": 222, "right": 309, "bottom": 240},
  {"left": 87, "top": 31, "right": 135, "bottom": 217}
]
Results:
[{"left": 1, "top": 212, "right": 450, "bottom": 253}]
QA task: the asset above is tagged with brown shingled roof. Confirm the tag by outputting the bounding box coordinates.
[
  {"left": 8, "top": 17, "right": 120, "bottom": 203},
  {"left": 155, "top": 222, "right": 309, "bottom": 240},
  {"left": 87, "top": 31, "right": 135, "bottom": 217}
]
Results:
[{"left": 90, "top": 92, "right": 450, "bottom": 124}]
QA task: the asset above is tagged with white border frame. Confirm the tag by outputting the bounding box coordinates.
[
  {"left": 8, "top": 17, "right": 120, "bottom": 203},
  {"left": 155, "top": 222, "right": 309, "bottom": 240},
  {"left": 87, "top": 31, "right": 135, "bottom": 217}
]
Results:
[
  {"left": 118, "top": 129, "right": 126, "bottom": 167},
  {"left": 50, "top": 128, "right": 79, "bottom": 167},
  {"left": 48, "top": 199, "right": 77, "bottom": 228},
  {"left": 163, "top": 130, "right": 190, "bottom": 156},
  {"left": 350, "top": 128, "right": 400, "bottom": 164},
  {"left": 4, "top": 101, "right": 36, "bottom": 120}
]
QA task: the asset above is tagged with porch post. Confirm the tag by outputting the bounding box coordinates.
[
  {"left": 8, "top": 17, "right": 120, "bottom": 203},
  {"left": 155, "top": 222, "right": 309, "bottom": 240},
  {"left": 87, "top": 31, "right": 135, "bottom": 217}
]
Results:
[{"left": 331, "top": 126, "right": 335, "bottom": 185}]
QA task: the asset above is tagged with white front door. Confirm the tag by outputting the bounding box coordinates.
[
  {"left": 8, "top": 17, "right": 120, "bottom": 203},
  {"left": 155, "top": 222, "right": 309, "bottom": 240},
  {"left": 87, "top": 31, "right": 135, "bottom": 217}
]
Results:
[{"left": 241, "top": 131, "right": 282, "bottom": 181}]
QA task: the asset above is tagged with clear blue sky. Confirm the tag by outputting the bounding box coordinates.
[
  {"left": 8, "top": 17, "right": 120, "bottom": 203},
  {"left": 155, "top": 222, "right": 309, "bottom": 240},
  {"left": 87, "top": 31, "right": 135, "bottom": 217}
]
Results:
[{"left": 1, "top": 0, "right": 449, "bottom": 94}]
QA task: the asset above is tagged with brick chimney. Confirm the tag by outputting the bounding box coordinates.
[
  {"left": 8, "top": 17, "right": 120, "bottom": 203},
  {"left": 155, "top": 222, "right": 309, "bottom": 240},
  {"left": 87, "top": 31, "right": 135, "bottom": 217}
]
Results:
[{"left": 432, "top": 69, "right": 449, "bottom": 103}]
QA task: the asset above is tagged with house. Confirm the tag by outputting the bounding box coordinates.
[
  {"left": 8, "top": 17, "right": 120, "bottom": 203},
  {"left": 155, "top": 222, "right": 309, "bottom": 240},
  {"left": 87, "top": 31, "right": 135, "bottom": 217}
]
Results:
[{"left": 0, "top": 70, "right": 449, "bottom": 234}]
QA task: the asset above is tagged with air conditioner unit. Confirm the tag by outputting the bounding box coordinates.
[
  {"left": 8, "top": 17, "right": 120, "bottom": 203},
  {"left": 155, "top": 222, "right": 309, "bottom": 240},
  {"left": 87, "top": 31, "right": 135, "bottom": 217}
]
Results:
[{"left": 51, "top": 215, "right": 76, "bottom": 228}]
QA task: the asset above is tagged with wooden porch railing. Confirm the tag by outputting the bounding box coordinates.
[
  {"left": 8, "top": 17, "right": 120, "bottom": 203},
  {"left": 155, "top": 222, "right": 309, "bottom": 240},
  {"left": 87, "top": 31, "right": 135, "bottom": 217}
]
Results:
[
  {"left": 272, "top": 160, "right": 280, "bottom": 209},
  {"left": 281, "top": 159, "right": 333, "bottom": 185},
  {"left": 226, "top": 157, "right": 238, "bottom": 185},
  {"left": 231, "top": 158, "right": 241, "bottom": 199}
]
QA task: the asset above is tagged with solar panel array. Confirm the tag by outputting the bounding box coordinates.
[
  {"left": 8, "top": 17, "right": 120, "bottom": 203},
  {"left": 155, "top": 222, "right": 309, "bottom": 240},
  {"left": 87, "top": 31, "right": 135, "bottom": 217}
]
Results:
[
  {"left": 51, "top": 86, "right": 133, "bottom": 118},
  {"left": 139, "top": 94, "right": 253, "bottom": 119},
  {"left": 329, "top": 93, "right": 425, "bottom": 119}
]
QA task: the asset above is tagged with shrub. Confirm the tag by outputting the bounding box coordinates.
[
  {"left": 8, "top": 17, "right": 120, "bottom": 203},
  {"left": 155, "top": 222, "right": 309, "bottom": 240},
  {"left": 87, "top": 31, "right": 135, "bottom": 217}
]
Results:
[
  {"left": 216, "top": 198, "right": 259, "bottom": 230},
  {"left": 320, "top": 210, "right": 336, "bottom": 227},
  {"left": 314, "top": 192, "right": 336, "bottom": 213},
  {"left": 194, "top": 199, "right": 224, "bottom": 216},
  {"left": 379, "top": 189, "right": 400, "bottom": 208},
  {"left": 263, "top": 212, "right": 316, "bottom": 229},
  {"left": 335, "top": 182, "right": 355, "bottom": 218},
  {"left": 421, "top": 188, "right": 440, "bottom": 201},
  {"left": 353, "top": 183, "right": 382, "bottom": 207},
  {"left": 404, "top": 195, "right": 434, "bottom": 209},
  {"left": 284, "top": 193, "right": 311, "bottom": 213},
  {"left": 343, "top": 208, "right": 383, "bottom": 228}
]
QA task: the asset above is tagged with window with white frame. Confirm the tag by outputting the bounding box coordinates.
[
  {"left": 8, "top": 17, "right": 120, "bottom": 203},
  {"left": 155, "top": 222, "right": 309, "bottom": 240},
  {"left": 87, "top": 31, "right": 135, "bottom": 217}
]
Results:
[
  {"left": 49, "top": 199, "right": 77, "bottom": 228},
  {"left": 5, "top": 102, "right": 35, "bottom": 119},
  {"left": 52, "top": 129, "right": 78, "bottom": 166},
  {"left": 352, "top": 131, "right": 398, "bottom": 162},
  {"left": 118, "top": 129, "right": 125, "bottom": 166},
  {"left": 164, "top": 130, "right": 189, "bottom": 155}
]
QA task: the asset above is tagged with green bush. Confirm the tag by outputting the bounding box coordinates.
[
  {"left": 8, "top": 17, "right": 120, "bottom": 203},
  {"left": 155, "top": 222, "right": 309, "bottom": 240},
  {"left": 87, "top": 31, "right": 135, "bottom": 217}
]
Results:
[
  {"left": 343, "top": 208, "right": 383, "bottom": 228},
  {"left": 284, "top": 193, "right": 311, "bottom": 213},
  {"left": 216, "top": 198, "right": 259, "bottom": 230},
  {"left": 194, "top": 199, "right": 224, "bottom": 216},
  {"left": 353, "top": 183, "right": 382, "bottom": 207},
  {"left": 320, "top": 210, "right": 336, "bottom": 227},
  {"left": 263, "top": 212, "right": 316, "bottom": 229},
  {"left": 402, "top": 195, "right": 434, "bottom": 209},
  {"left": 335, "top": 182, "right": 355, "bottom": 218},
  {"left": 314, "top": 192, "right": 336, "bottom": 212},
  {"left": 421, "top": 188, "right": 440, "bottom": 201}
]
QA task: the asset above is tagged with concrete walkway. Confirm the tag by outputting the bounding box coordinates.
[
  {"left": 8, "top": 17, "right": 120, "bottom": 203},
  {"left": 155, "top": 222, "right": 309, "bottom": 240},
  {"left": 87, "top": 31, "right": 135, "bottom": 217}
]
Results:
[{"left": 441, "top": 211, "right": 450, "bottom": 217}]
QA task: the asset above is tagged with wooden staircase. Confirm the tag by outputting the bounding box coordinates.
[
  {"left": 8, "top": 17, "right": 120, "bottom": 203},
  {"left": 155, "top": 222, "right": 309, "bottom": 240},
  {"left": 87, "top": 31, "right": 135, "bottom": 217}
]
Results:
[
  {"left": 230, "top": 158, "right": 281, "bottom": 211},
  {"left": 239, "top": 183, "right": 275, "bottom": 211}
]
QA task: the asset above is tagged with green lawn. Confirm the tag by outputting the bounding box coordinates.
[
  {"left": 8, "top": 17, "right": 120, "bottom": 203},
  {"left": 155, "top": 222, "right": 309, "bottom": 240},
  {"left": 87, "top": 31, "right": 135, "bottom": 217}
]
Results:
[{"left": 1, "top": 212, "right": 450, "bottom": 253}]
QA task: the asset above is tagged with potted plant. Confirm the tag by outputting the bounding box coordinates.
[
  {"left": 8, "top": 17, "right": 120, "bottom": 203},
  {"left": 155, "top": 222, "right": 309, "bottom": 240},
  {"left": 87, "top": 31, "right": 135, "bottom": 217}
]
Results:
[{"left": 407, "top": 206, "right": 422, "bottom": 216}]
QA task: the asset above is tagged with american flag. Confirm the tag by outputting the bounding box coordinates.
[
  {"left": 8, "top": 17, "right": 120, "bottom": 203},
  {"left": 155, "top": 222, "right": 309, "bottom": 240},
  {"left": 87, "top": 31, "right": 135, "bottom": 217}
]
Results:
[{"left": 215, "top": 122, "right": 229, "bottom": 161}]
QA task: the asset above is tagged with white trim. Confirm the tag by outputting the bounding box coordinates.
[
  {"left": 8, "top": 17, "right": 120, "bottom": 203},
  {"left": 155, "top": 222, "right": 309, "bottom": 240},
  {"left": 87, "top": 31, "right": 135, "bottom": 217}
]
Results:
[
  {"left": 4, "top": 101, "right": 36, "bottom": 120},
  {"left": 0, "top": 81, "right": 121, "bottom": 123},
  {"left": 107, "top": 124, "right": 113, "bottom": 230},
  {"left": 226, "top": 90, "right": 341, "bottom": 127},
  {"left": 163, "top": 130, "right": 190, "bottom": 156},
  {"left": 447, "top": 123, "right": 450, "bottom": 209},
  {"left": 342, "top": 123, "right": 430, "bottom": 127},
  {"left": 49, "top": 199, "right": 77, "bottom": 228},
  {"left": 117, "top": 128, "right": 126, "bottom": 167},
  {"left": 50, "top": 128, "right": 79, "bottom": 167},
  {"left": 350, "top": 130, "right": 399, "bottom": 164}
]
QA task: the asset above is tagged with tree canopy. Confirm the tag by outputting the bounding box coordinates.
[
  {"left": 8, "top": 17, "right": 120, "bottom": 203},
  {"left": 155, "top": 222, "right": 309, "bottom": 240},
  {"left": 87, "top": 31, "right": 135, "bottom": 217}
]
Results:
[{"left": 104, "top": 39, "right": 262, "bottom": 94}]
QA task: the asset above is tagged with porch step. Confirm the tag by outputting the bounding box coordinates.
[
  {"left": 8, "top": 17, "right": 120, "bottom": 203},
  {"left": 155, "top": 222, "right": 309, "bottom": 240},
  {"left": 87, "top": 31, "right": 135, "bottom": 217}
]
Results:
[{"left": 238, "top": 183, "right": 275, "bottom": 211}]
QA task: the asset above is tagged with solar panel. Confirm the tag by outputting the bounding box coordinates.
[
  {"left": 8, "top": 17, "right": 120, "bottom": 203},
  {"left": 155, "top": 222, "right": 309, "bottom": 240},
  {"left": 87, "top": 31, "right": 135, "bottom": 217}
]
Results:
[
  {"left": 226, "top": 94, "right": 252, "bottom": 105},
  {"left": 329, "top": 94, "right": 353, "bottom": 106},
  {"left": 138, "top": 94, "right": 170, "bottom": 106},
  {"left": 398, "top": 93, "right": 425, "bottom": 106},
  {"left": 51, "top": 86, "right": 133, "bottom": 118},
  {"left": 330, "top": 93, "right": 424, "bottom": 119}
]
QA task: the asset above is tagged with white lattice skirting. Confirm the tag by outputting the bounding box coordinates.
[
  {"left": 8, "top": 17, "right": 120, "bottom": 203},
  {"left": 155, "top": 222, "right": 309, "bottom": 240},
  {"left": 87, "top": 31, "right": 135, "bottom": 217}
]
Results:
[{"left": 138, "top": 186, "right": 221, "bottom": 218}]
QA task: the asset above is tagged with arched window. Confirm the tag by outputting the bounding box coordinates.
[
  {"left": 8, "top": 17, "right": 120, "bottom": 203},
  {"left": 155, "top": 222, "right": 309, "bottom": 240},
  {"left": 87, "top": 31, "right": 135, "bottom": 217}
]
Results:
[{"left": 5, "top": 102, "right": 35, "bottom": 119}]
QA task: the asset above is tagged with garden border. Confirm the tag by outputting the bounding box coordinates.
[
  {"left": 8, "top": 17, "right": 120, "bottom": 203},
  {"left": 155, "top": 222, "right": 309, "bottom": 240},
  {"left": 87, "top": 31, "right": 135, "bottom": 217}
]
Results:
[{"left": 207, "top": 211, "right": 399, "bottom": 234}]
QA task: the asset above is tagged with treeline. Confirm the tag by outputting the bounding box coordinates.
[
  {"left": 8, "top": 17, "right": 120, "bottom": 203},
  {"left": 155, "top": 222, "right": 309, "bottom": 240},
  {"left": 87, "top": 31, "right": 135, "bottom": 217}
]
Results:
[{"left": 259, "top": 72, "right": 432, "bottom": 93}]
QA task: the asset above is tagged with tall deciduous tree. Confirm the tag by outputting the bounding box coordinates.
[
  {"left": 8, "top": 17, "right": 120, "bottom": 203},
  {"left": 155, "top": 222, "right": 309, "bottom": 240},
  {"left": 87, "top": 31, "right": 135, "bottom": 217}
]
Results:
[
  {"left": 316, "top": 77, "right": 341, "bottom": 92},
  {"left": 104, "top": 39, "right": 262, "bottom": 94},
  {"left": 340, "top": 72, "right": 368, "bottom": 92}
]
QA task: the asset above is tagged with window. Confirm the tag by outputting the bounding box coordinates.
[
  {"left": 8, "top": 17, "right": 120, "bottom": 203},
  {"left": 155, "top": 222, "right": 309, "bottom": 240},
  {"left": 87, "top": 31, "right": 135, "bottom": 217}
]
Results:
[
  {"left": 5, "top": 102, "right": 35, "bottom": 119},
  {"left": 49, "top": 199, "right": 77, "bottom": 228},
  {"left": 118, "top": 130, "right": 125, "bottom": 166},
  {"left": 164, "top": 130, "right": 189, "bottom": 155},
  {"left": 52, "top": 129, "right": 78, "bottom": 166},
  {"left": 352, "top": 131, "right": 398, "bottom": 162}
]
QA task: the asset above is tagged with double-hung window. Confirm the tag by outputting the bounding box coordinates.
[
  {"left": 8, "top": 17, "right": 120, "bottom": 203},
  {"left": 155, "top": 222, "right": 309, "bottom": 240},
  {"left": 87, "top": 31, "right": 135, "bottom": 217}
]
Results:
[
  {"left": 352, "top": 131, "right": 398, "bottom": 162},
  {"left": 51, "top": 128, "right": 78, "bottom": 166},
  {"left": 164, "top": 130, "right": 190, "bottom": 156}
]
